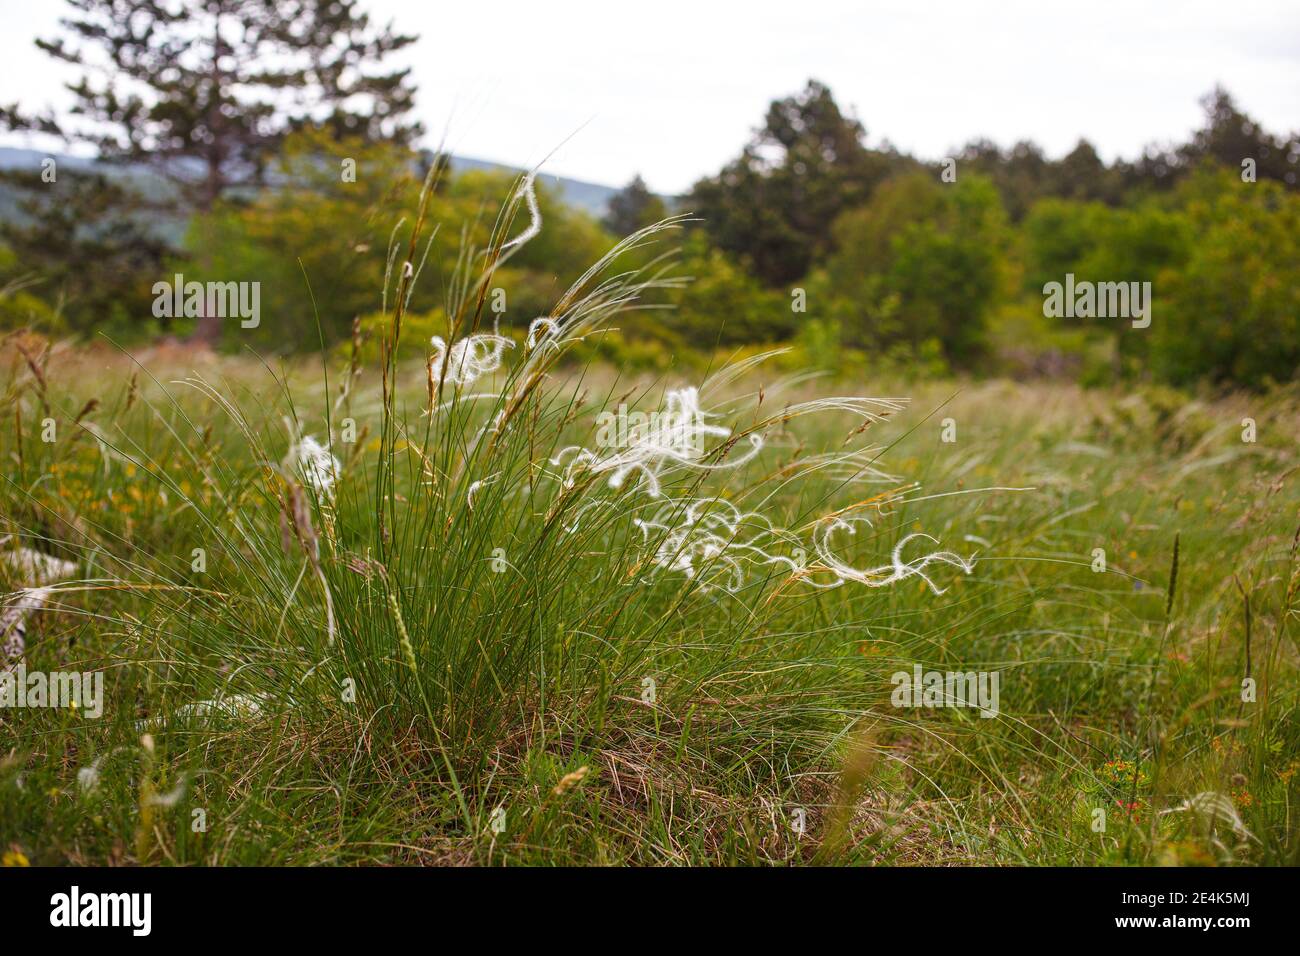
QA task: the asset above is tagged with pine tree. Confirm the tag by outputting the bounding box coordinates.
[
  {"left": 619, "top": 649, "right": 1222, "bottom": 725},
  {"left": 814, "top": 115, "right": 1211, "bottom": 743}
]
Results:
[
  {"left": 2, "top": 0, "right": 422, "bottom": 343},
  {"left": 689, "top": 80, "right": 904, "bottom": 286},
  {"left": 603, "top": 174, "right": 666, "bottom": 236},
  {"left": 10, "top": 0, "right": 421, "bottom": 207}
]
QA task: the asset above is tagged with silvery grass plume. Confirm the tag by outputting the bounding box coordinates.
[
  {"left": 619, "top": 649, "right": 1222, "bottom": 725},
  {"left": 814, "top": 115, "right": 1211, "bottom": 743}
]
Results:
[
  {"left": 109, "top": 165, "right": 986, "bottom": 744},
  {"left": 813, "top": 519, "right": 976, "bottom": 594},
  {"left": 76, "top": 756, "right": 104, "bottom": 795},
  {"left": 282, "top": 432, "right": 341, "bottom": 500},
  {"left": 633, "top": 498, "right": 804, "bottom": 592},
  {"left": 76, "top": 746, "right": 189, "bottom": 805},
  {"left": 398, "top": 165, "right": 982, "bottom": 603},
  {"left": 526, "top": 348, "right": 979, "bottom": 598},
  {"left": 551, "top": 386, "right": 761, "bottom": 499},
  {"left": 626, "top": 495, "right": 978, "bottom": 597},
  {"left": 429, "top": 327, "right": 513, "bottom": 387}
]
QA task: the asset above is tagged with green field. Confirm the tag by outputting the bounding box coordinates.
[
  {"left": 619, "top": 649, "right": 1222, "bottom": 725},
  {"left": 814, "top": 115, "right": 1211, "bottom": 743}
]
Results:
[{"left": 3, "top": 288, "right": 1297, "bottom": 864}]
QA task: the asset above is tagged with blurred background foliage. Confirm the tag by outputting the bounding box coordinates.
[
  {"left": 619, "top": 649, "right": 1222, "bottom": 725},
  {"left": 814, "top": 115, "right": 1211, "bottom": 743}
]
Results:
[{"left": 1, "top": 4, "right": 1297, "bottom": 392}]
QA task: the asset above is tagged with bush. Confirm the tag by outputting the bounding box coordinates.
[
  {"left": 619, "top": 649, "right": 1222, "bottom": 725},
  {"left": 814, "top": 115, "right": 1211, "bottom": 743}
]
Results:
[
  {"left": 660, "top": 232, "right": 792, "bottom": 347},
  {"left": 1150, "top": 172, "right": 1300, "bottom": 387},
  {"left": 817, "top": 172, "right": 1010, "bottom": 365}
]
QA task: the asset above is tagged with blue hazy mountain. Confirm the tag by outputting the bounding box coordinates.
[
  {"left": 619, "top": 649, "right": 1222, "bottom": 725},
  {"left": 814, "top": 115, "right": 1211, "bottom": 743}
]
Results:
[
  {"left": 0, "top": 145, "right": 622, "bottom": 225},
  {"left": 444, "top": 155, "right": 619, "bottom": 218}
]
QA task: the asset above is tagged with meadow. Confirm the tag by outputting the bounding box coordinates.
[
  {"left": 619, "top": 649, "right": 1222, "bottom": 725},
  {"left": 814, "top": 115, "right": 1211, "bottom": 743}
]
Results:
[{"left": 1, "top": 190, "right": 1297, "bottom": 867}]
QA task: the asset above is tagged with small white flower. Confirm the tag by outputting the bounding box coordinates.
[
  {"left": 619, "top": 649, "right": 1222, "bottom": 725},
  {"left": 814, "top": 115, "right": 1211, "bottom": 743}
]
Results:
[{"left": 76, "top": 762, "right": 101, "bottom": 795}]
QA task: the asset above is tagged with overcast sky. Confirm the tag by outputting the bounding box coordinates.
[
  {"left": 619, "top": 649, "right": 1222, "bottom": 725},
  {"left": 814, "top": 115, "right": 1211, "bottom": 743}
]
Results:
[{"left": 1, "top": 0, "right": 1297, "bottom": 193}]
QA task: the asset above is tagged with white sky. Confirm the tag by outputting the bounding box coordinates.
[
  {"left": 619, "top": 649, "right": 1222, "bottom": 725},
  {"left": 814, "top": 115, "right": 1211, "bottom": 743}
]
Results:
[{"left": 1, "top": 0, "right": 1297, "bottom": 194}]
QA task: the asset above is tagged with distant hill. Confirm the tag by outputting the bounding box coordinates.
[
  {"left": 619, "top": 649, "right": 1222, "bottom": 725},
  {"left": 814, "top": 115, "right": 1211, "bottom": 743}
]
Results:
[
  {"left": 444, "top": 155, "right": 619, "bottom": 218},
  {"left": 0, "top": 145, "right": 623, "bottom": 233},
  {"left": 0, "top": 146, "right": 190, "bottom": 244},
  {"left": 0, "top": 146, "right": 100, "bottom": 173}
]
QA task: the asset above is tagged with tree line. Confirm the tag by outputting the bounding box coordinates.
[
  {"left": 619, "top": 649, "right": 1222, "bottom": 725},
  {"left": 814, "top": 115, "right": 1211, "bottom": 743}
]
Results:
[{"left": 2, "top": 2, "right": 1297, "bottom": 389}]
